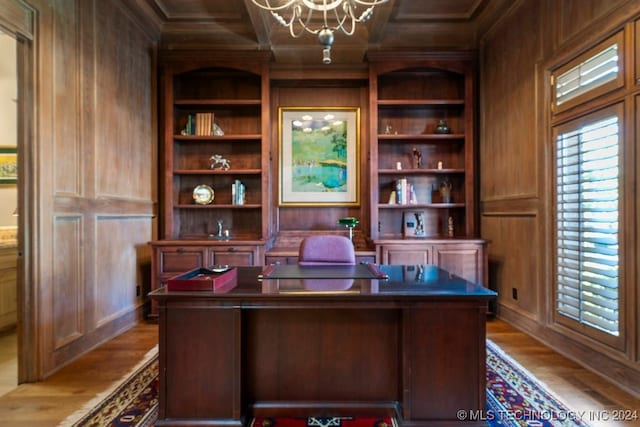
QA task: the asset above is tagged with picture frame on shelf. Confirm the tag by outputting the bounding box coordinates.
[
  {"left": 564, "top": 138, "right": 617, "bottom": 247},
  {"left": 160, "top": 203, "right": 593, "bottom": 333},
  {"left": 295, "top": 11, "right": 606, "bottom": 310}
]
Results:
[
  {"left": 279, "top": 107, "right": 360, "bottom": 206},
  {"left": 0, "top": 147, "right": 17, "bottom": 185},
  {"left": 404, "top": 210, "right": 426, "bottom": 238}
]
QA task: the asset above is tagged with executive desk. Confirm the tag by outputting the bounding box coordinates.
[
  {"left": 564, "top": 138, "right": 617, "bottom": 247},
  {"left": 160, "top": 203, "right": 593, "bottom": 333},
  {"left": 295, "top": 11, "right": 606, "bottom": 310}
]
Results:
[{"left": 150, "top": 265, "right": 496, "bottom": 427}]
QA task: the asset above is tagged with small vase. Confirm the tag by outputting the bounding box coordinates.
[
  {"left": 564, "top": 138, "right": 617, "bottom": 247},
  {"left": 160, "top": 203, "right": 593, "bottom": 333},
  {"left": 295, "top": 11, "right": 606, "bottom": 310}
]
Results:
[{"left": 434, "top": 120, "right": 451, "bottom": 134}]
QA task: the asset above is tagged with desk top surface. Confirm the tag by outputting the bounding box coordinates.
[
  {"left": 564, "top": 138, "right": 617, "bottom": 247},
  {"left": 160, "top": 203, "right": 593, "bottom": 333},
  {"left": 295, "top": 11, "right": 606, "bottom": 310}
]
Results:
[{"left": 150, "top": 264, "right": 497, "bottom": 299}]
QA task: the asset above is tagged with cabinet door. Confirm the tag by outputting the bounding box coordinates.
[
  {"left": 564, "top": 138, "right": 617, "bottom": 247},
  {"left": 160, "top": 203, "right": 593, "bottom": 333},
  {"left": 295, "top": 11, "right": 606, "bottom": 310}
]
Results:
[
  {"left": 380, "top": 244, "right": 431, "bottom": 265},
  {"left": 209, "top": 246, "right": 255, "bottom": 266},
  {"left": 432, "top": 243, "right": 484, "bottom": 285}
]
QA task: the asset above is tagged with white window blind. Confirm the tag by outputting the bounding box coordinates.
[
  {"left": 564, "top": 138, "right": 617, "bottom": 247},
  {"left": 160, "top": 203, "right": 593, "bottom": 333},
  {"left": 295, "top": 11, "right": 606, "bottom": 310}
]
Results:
[
  {"left": 556, "top": 115, "right": 619, "bottom": 336},
  {"left": 555, "top": 43, "right": 619, "bottom": 107}
]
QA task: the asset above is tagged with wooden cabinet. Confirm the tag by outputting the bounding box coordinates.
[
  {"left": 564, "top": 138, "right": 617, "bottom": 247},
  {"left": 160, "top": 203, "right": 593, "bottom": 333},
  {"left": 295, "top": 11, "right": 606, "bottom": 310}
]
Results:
[
  {"left": 377, "top": 240, "right": 487, "bottom": 285},
  {"left": 0, "top": 246, "right": 17, "bottom": 330},
  {"left": 368, "top": 52, "right": 476, "bottom": 239}
]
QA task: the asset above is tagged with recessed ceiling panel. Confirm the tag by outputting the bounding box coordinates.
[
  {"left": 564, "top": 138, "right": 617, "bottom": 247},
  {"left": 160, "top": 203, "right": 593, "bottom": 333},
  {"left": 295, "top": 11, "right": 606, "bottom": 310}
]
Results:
[
  {"left": 393, "top": 0, "right": 489, "bottom": 20},
  {"left": 155, "top": 0, "right": 245, "bottom": 20}
]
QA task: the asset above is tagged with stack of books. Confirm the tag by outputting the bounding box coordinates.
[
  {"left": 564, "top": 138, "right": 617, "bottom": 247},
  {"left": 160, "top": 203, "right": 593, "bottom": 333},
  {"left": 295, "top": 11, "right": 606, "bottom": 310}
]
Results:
[
  {"left": 232, "top": 179, "right": 245, "bottom": 205},
  {"left": 184, "top": 112, "right": 215, "bottom": 136},
  {"left": 389, "top": 178, "right": 417, "bottom": 205}
]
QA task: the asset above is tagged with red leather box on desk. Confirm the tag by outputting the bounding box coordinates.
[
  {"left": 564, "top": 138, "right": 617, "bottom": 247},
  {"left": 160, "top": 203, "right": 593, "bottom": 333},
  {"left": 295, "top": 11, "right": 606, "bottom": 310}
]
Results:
[{"left": 166, "top": 267, "right": 237, "bottom": 292}]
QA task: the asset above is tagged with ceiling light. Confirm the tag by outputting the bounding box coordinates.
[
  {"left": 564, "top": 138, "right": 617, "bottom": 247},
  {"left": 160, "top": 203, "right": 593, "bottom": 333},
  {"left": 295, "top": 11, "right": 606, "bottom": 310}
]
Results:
[{"left": 250, "top": 0, "right": 389, "bottom": 64}]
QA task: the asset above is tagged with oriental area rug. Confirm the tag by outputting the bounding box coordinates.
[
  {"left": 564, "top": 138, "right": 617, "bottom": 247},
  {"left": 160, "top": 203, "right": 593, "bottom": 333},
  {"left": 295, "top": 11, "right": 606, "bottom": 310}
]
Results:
[{"left": 58, "top": 340, "right": 589, "bottom": 427}]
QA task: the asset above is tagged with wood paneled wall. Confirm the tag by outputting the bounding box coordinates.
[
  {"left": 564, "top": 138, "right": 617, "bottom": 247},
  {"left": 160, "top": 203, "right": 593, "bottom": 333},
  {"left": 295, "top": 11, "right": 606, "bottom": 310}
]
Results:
[
  {"left": 2, "top": 0, "right": 159, "bottom": 381},
  {"left": 479, "top": 0, "right": 640, "bottom": 396}
]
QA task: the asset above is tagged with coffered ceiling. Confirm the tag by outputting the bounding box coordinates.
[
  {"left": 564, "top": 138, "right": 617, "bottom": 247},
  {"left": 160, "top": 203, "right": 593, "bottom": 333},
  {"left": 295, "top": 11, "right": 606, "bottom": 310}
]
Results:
[{"left": 137, "top": 0, "right": 512, "bottom": 65}]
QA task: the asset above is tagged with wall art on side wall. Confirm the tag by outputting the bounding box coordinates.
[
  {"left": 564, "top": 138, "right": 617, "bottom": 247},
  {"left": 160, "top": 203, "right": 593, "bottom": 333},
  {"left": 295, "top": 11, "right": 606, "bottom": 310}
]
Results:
[{"left": 0, "top": 147, "right": 17, "bottom": 185}]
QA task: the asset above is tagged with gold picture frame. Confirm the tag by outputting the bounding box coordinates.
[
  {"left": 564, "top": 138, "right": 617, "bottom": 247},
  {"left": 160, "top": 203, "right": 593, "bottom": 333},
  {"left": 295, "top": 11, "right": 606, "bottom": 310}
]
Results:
[{"left": 278, "top": 107, "right": 360, "bottom": 206}]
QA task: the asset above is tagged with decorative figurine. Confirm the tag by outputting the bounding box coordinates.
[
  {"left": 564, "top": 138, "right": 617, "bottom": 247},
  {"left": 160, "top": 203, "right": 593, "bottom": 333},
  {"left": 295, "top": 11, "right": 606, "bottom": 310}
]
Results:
[
  {"left": 210, "top": 154, "right": 231, "bottom": 170},
  {"left": 216, "top": 219, "right": 224, "bottom": 238},
  {"left": 439, "top": 180, "right": 452, "bottom": 203},
  {"left": 384, "top": 124, "right": 393, "bottom": 134},
  {"left": 412, "top": 147, "right": 422, "bottom": 169},
  {"left": 447, "top": 216, "right": 454, "bottom": 238},
  {"left": 212, "top": 123, "right": 225, "bottom": 136},
  {"left": 434, "top": 119, "right": 451, "bottom": 134}
]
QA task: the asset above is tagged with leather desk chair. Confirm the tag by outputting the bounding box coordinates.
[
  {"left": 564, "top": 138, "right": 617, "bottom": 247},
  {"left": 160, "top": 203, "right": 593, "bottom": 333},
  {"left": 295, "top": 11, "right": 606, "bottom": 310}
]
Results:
[
  {"left": 298, "top": 235, "right": 356, "bottom": 265},
  {"left": 298, "top": 235, "right": 356, "bottom": 291}
]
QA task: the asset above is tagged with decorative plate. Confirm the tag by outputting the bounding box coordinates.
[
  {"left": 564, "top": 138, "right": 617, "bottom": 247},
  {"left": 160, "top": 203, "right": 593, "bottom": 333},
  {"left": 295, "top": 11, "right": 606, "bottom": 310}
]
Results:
[
  {"left": 193, "top": 184, "right": 215, "bottom": 205},
  {"left": 210, "top": 265, "right": 230, "bottom": 273}
]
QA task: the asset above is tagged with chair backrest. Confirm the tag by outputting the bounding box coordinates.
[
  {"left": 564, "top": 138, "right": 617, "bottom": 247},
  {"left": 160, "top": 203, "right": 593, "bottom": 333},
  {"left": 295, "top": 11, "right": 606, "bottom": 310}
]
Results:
[{"left": 298, "top": 235, "right": 356, "bottom": 265}]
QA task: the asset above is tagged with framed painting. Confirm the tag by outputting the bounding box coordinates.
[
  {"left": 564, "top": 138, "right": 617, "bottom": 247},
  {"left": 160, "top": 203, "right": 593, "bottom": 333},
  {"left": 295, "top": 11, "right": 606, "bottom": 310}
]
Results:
[
  {"left": 279, "top": 107, "right": 360, "bottom": 206},
  {"left": 0, "top": 147, "right": 17, "bottom": 185}
]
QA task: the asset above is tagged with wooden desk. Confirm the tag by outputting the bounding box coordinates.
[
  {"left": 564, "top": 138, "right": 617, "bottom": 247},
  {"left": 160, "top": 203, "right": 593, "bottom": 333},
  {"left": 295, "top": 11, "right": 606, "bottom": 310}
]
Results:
[{"left": 150, "top": 265, "right": 496, "bottom": 427}]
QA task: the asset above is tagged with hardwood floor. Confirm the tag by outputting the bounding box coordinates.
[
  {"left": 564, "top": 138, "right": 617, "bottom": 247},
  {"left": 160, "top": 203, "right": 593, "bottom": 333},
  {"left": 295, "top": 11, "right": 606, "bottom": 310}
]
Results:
[
  {"left": 0, "top": 318, "right": 637, "bottom": 426},
  {"left": 487, "top": 319, "right": 640, "bottom": 427}
]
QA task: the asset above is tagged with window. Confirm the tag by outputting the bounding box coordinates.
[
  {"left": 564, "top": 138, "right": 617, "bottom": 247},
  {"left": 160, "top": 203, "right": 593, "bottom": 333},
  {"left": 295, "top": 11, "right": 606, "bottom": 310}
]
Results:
[
  {"left": 554, "top": 107, "right": 620, "bottom": 337},
  {"left": 552, "top": 32, "right": 624, "bottom": 114}
]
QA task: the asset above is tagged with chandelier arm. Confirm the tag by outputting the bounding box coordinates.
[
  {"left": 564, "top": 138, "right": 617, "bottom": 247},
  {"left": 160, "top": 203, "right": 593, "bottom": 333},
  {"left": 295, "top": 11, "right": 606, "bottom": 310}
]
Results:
[
  {"left": 251, "top": 0, "right": 298, "bottom": 12},
  {"left": 331, "top": 5, "right": 356, "bottom": 36},
  {"left": 352, "top": 0, "right": 389, "bottom": 5},
  {"left": 294, "top": 6, "right": 321, "bottom": 36}
]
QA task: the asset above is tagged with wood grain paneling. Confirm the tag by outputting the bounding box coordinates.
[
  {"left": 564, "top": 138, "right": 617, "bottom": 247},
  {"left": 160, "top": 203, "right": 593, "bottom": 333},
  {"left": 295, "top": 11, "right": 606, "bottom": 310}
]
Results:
[
  {"left": 481, "top": 214, "right": 539, "bottom": 319},
  {"left": 94, "top": 1, "right": 154, "bottom": 200},
  {"left": 479, "top": 0, "right": 640, "bottom": 399},
  {"left": 52, "top": 216, "right": 83, "bottom": 350},
  {"left": 52, "top": 0, "right": 80, "bottom": 196},
  {"left": 95, "top": 217, "right": 151, "bottom": 326},
  {"left": 556, "top": 0, "right": 628, "bottom": 46},
  {"left": 35, "top": 0, "right": 157, "bottom": 379},
  {"left": 479, "top": 0, "right": 542, "bottom": 202}
]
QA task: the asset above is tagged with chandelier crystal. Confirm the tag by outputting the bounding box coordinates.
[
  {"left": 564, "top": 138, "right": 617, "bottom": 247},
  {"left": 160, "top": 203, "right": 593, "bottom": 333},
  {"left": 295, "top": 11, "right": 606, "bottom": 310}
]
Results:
[{"left": 250, "top": 0, "right": 389, "bottom": 64}]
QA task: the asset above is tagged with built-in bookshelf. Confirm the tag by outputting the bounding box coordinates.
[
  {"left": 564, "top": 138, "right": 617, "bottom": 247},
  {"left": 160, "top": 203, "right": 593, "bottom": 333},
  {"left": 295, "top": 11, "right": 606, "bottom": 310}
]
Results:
[
  {"left": 159, "top": 53, "right": 271, "bottom": 241},
  {"left": 368, "top": 52, "right": 477, "bottom": 240}
]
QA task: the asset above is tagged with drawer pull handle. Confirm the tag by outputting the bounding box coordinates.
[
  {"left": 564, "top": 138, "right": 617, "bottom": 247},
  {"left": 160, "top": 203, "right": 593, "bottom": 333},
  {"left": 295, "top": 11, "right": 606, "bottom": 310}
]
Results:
[
  {"left": 176, "top": 248, "right": 186, "bottom": 254},
  {"left": 228, "top": 247, "right": 237, "bottom": 252}
]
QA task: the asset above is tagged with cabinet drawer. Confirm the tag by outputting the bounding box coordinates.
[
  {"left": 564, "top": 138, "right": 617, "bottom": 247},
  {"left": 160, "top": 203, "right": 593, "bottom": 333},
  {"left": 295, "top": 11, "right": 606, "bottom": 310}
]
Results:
[
  {"left": 380, "top": 244, "right": 431, "bottom": 265},
  {"left": 159, "top": 247, "right": 206, "bottom": 273},
  {"left": 265, "top": 256, "right": 298, "bottom": 265},
  {"left": 208, "top": 246, "right": 255, "bottom": 266}
]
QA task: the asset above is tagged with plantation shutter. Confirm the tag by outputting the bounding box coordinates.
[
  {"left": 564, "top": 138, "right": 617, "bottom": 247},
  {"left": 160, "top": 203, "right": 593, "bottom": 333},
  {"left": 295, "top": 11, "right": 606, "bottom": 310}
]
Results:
[
  {"left": 554, "top": 44, "right": 618, "bottom": 107},
  {"left": 555, "top": 115, "right": 619, "bottom": 336}
]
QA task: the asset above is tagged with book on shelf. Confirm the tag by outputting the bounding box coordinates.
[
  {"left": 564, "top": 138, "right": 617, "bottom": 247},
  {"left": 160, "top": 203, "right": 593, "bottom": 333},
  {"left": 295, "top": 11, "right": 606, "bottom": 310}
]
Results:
[
  {"left": 232, "top": 179, "right": 245, "bottom": 205},
  {"left": 183, "top": 112, "right": 215, "bottom": 136}
]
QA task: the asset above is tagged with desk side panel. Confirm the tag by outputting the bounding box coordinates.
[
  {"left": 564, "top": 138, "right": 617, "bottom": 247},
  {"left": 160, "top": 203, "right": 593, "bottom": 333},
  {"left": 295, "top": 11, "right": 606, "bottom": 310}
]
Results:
[{"left": 161, "top": 304, "right": 241, "bottom": 421}]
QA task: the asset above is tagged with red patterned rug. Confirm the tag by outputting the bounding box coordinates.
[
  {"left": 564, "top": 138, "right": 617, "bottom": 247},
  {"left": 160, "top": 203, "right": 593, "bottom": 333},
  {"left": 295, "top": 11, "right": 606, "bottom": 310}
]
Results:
[{"left": 58, "top": 340, "right": 589, "bottom": 427}]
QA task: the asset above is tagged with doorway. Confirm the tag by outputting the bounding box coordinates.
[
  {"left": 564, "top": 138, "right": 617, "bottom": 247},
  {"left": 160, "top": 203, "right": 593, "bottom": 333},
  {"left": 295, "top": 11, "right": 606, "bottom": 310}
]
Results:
[{"left": 0, "top": 30, "right": 18, "bottom": 395}]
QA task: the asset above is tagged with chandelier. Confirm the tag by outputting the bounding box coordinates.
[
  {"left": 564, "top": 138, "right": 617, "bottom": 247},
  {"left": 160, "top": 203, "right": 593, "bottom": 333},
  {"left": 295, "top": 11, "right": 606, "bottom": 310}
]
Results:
[{"left": 250, "top": 0, "right": 389, "bottom": 64}]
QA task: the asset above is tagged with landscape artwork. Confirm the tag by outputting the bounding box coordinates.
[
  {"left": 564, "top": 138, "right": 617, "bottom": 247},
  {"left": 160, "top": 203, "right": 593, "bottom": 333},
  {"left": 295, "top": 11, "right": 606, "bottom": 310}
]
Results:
[
  {"left": 0, "top": 147, "right": 17, "bottom": 184},
  {"left": 279, "top": 108, "right": 359, "bottom": 206}
]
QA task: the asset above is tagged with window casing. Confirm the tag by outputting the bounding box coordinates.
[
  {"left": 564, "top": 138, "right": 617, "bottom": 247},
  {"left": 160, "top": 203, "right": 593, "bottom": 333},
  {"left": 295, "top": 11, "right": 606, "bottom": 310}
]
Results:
[{"left": 551, "top": 31, "right": 626, "bottom": 348}]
